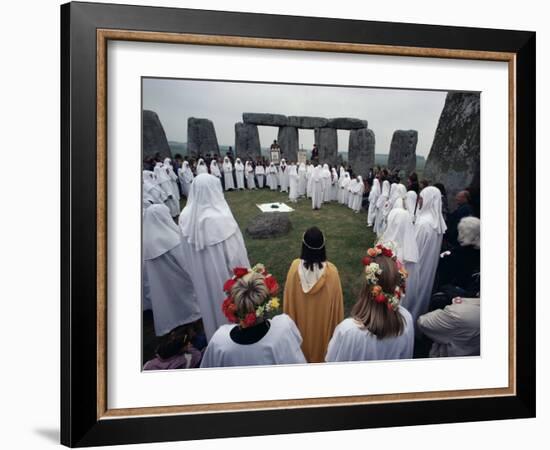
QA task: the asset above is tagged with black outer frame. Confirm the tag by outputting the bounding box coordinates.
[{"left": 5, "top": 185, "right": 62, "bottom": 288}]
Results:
[{"left": 60, "top": 1, "right": 536, "bottom": 447}]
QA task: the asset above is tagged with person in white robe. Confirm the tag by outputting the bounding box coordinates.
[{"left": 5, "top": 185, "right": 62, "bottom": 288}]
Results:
[
  {"left": 267, "top": 162, "right": 278, "bottom": 190},
  {"left": 234, "top": 158, "right": 245, "bottom": 190},
  {"left": 418, "top": 297, "right": 480, "bottom": 357},
  {"left": 163, "top": 158, "right": 181, "bottom": 203},
  {"left": 200, "top": 314, "right": 307, "bottom": 367},
  {"left": 306, "top": 163, "right": 314, "bottom": 198},
  {"left": 143, "top": 204, "right": 201, "bottom": 336},
  {"left": 222, "top": 157, "right": 235, "bottom": 191},
  {"left": 255, "top": 163, "right": 265, "bottom": 188},
  {"left": 388, "top": 183, "right": 407, "bottom": 211},
  {"left": 405, "top": 190, "right": 418, "bottom": 223},
  {"left": 288, "top": 163, "right": 299, "bottom": 203},
  {"left": 378, "top": 208, "right": 419, "bottom": 265},
  {"left": 321, "top": 164, "right": 332, "bottom": 203},
  {"left": 330, "top": 168, "right": 339, "bottom": 201},
  {"left": 325, "top": 250, "right": 414, "bottom": 362},
  {"left": 311, "top": 165, "right": 324, "bottom": 210},
  {"left": 177, "top": 161, "right": 194, "bottom": 198},
  {"left": 367, "top": 178, "right": 381, "bottom": 226},
  {"left": 196, "top": 158, "right": 208, "bottom": 175},
  {"left": 200, "top": 271, "right": 306, "bottom": 367},
  {"left": 338, "top": 172, "right": 350, "bottom": 205},
  {"left": 347, "top": 178, "right": 358, "bottom": 209},
  {"left": 297, "top": 162, "right": 307, "bottom": 197},
  {"left": 210, "top": 159, "right": 222, "bottom": 181},
  {"left": 178, "top": 173, "right": 251, "bottom": 340},
  {"left": 350, "top": 176, "right": 365, "bottom": 213},
  {"left": 373, "top": 180, "right": 391, "bottom": 236},
  {"left": 245, "top": 161, "right": 256, "bottom": 189},
  {"left": 400, "top": 186, "right": 447, "bottom": 323},
  {"left": 325, "top": 306, "right": 414, "bottom": 362},
  {"left": 339, "top": 166, "right": 345, "bottom": 179},
  {"left": 278, "top": 159, "right": 289, "bottom": 193},
  {"left": 143, "top": 170, "right": 168, "bottom": 209},
  {"left": 153, "top": 163, "right": 180, "bottom": 217}
]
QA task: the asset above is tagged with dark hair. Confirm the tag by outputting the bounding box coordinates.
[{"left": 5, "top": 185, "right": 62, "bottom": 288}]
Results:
[
  {"left": 351, "top": 255, "right": 405, "bottom": 338},
  {"left": 300, "top": 227, "right": 327, "bottom": 271},
  {"left": 156, "top": 326, "right": 192, "bottom": 359},
  {"left": 433, "top": 182, "right": 447, "bottom": 196}
]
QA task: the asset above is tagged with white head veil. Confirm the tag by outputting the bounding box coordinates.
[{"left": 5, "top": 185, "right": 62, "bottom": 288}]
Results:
[
  {"left": 179, "top": 173, "right": 239, "bottom": 251},
  {"left": 298, "top": 163, "right": 306, "bottom": 173},
  {"left": 416, "top": 186, "right": 447, "bottom": 234},
  {"left": 222, "top": 157, "right": 232, "bottom": 171},
  {"left": 235, "top": 158, "right": 244, "bottom": 169},
  {"left": 210, "top": 159, "right": 221, "bottom": 176},
  {"left": 143, "top": 204, "right": 182, "bottom": 260},
  {"left": 341, "top": 172, "right": 351, "bottom": 188},
  {"left": 331, "top": 168, "right": 338, "bottom": 183},
  {"left": 369, "top": 178, "right": 381, "bottom": 202},
  {"left": 389, "top": 184, "right": 407, "bottom": 210},
  {"left": 405, "top": 190, "right": 418, "bottom": 219},
  {"left": 380, "top": 208, "right": 419, "bottom": 263},
  {"left": 180, "top": 161, "right": 194, "bottom": 182}
]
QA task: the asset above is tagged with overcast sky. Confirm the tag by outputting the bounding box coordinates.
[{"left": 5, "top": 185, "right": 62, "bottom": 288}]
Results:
[{"left": 143, "top": 78, "right": 448, "bottom": 156}]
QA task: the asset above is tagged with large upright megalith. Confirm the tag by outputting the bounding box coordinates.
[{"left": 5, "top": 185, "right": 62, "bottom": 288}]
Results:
[
  {"left": 387, "top": 130, "right": 418, "bottom": 173},
  {"left": 235, "top": 122, "right": 261, "bottom": 161},
  {"left": 314, "top": 128, "right": 338, "bottom": 166},
  {"left": 142, "top": 110, "right": 172, "bottom": 161},
  {"left": 424, "top": 92, "right": 480, "bottom": 208},
  {"left": 187, "top": 117, "right": 219, "bottom": 157},
  {"left": 348, "top": 128, "right": 375, "bottom": 178},
  {"left": 277, "top": 126, "right": 299, "bottom": 161}
]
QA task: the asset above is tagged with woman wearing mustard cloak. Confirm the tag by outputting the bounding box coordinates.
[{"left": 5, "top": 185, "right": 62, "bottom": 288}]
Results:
[{"left": 283, "top": 227, "right": 344, "bottom": 363}]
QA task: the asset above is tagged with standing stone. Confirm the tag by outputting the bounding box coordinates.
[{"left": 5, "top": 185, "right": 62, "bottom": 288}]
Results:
[
  {"left": 277, "top": 126, "right": 299, "bottom": 162},
  {"left": 142, "top": 110, "right": 172, "bottom": 161},
  {"left": 243, "top": 113, "right": 288, "bottom": 127},
  {"left": 348, "top": 128, "right": 375, "bottom": 178},
  {"left": 314, "top": 128, "right": 338, "bottom": 166},
  {"left": 387, "top": 130, "right": 418, "bottom": 173},
  {"left": 235, "top": 122, "right": 261, "bottom": 161},
  {"left": 187, "top": 117, "right": 219, "bottom": 158},
  {"left": 326, "top": 117, "right": 368, "bottom": 130},
  {"left": 424, "top": 92, "right": 480, "bottom": 209}
]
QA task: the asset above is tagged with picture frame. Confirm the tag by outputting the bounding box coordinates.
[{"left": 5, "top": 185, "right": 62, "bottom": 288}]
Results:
[{"left": 61, "top": 1, "right": 536, "bottom": 447}]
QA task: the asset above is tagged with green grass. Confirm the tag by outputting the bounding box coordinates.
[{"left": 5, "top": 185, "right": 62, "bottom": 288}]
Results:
[{"left": 222, "top": 188, "right": 378, "bottom": 315}]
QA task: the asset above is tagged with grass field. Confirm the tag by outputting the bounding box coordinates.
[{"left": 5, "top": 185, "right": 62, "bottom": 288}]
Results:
[
  {"left": 143, "top": 188, "right": 378, "bottom": 363},
  {"left": 223, "top": 189, "right": 378, "bottom": 315}
]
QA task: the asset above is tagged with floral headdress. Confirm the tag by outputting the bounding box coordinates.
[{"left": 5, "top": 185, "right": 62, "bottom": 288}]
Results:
[
  {"left": 361, "top": 243, "right": 408, "bottom": 312},
  {"left": 222, "top": 264, "right": 280, "bottom": 328}
]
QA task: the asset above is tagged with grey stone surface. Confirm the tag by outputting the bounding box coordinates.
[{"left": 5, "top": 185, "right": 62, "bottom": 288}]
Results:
[
  {"left": 326, "top": 117, "right": 369, "bottom": 129},
  {"left": 314, "top": 128, "right": 338, "bottom": 166},
  {"left": 187, "top": 117, "right": 220, "bottom": 157},
  {"left": 243, "top": 113, "right": 288, "bottom": 127},
  {"left": 277, "top": 126, "right": 299, "bottom": 161},
  {"left": 387, "top": 130, "right": 418, "bottom": 173},
  {"left": 348, "top": 128, "right": 375, "bottom": 178},
  {"left": 287, "top": 116, "right": 329, "bottom": 129},
  {"left": 235, "top": 122, "right": 261, "bottom": 161},
  {"left": 142, "top": 110, "right": 172, "bottom": 161},
  {"left": 424, "top": 92, "right": 480, "bottom": 209},
  {"left": 246, "top": 212, "right": 292, "bottom": 239}
]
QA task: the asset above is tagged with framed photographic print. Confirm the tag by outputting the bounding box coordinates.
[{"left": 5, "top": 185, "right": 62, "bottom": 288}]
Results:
[{"left": 61, "top": 1, "right": 536, "bottom": 447}]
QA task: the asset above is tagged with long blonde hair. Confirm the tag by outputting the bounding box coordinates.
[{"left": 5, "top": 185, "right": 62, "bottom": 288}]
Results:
[{"left": 351, "top": 255, "right": 405, "bottom": 338}]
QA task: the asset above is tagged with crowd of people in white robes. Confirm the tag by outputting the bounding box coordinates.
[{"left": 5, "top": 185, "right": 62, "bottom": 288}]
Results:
[{"left": 141, "top": 156, "right": 480, "bottom": 369}]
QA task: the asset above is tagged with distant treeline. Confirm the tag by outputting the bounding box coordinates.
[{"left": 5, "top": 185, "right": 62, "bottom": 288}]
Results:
[{"left": 168, "top": 141, "right": 426, "bottom": 169}]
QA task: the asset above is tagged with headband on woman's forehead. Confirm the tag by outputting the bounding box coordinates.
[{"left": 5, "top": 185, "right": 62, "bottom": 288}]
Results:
[{"left": 302, "top": 231, "right": 325, "bottom": 250}]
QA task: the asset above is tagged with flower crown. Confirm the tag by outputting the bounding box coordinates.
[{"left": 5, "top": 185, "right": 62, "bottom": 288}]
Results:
[
  {"left": 222, "top": 264, "right": 280, "bottom": 328},
  {"left": 361, "top": 243, "right": 408, "bottom": 312}
]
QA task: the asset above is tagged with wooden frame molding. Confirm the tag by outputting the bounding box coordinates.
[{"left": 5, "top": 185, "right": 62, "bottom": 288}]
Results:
[{"left": 96, "top": 29, "right": 517, "bottom": 420}]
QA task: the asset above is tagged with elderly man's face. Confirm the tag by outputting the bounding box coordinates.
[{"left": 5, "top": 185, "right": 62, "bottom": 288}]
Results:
[{"left": 456, "top": 191, "right": 467, "bottom": 205}]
